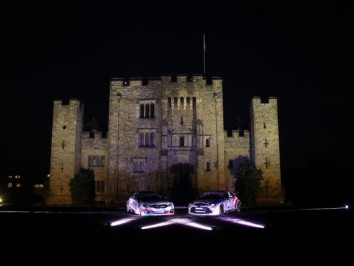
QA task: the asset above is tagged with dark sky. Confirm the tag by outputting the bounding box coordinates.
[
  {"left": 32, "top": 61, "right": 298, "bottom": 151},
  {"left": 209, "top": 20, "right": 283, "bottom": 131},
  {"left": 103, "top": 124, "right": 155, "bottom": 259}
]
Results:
[{"left": 1, "top": 1, "right": 354, "bottom": 181}]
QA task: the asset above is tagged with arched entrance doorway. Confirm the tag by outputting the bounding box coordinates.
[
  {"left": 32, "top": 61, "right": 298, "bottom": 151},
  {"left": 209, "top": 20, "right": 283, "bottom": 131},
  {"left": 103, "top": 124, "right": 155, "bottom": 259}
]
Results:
[{"left": 169, "top": 163, "right": 195, "bottom": 205}]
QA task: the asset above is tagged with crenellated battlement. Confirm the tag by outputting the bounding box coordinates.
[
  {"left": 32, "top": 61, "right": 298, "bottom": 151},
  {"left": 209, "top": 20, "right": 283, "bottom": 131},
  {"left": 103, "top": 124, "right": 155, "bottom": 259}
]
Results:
[
  {"left": 53, "top": 98, "right": 82, "bottom": 107},
  {"left": 82, "top": 131, "right": 105, "bottom": 140},
  {"left": 252, "top": 96, "right": 277, "bottom": 105},
  {"left": 81, "top": 131, "right": 107, "bottom": 149},
  {"left": 224, "top": 129, "right": 250, "bottom": 139},
  {"left": 110, "top": 74, "right": 221, "bottom": 86},
  {"left": 224, "top": 129, "right": 250, "bottom": 149}
]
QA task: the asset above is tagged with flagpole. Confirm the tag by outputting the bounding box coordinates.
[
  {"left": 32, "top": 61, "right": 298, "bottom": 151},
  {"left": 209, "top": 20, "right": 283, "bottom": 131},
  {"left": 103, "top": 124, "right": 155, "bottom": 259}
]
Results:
[{"left": 203, "top": 33, "right": 206, "bottom": 76}]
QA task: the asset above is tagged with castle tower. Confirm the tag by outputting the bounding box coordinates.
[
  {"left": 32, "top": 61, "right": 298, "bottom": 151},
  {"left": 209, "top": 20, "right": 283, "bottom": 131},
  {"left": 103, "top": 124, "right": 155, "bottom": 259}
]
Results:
[
  {"left": 250, "top": 96, "right": 283, "bottom": 204},
  {"left": 105, "top": 75, "right": 227, "bottom": 204},
  {"left": 46, "top": 75, "right": 284, "bottom": 207},
  {"left": 46, "top": 99, "right": 84, "bottom": 205}
]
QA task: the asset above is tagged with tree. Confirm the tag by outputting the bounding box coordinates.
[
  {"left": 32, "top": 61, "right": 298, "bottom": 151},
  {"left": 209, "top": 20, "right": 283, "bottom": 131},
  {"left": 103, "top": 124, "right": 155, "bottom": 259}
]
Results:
[
  {"left": 69, "top": 168, "right": 95, "bottom": 206},
  {"left": 235, "top": 156, "right": 263, "bottom": 206}
]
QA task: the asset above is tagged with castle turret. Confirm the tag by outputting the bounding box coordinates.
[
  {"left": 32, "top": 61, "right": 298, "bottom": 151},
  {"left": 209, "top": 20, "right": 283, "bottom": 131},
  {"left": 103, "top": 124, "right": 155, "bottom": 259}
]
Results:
[
  {"left": 250, "top": 96, "right": 283, "bottom": 204},
  {"left": 46, "top": 99, "right": 84, "bottom": 205}
]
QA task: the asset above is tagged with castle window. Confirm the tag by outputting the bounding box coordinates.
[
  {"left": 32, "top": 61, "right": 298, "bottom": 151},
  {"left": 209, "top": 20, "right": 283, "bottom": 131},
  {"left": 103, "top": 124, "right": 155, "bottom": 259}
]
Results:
[
  {"left": 138, "top": 130, "right": 156, "bottom": 147},
  {"left": 206, "top": 138, "right": 210, "bottom": 147},
  {"left": 180, "top": 117, "right": 183, "bottom": 125},
  {"left": 206, "top": 161, "right": 211, "bottom": 171},
  {"left": 139, "top": 133, "right": 144, "bottom": 146},
  {"left": 263, "top": 122, "right": 266, "bottom": 129},
  {"left": 133, "top": 159, "right": 145, "bottom": 173},
  {"left": 88, "top": 155, "right": 105, "bottom": 167},
  {"left": 174, "top": 97, "right": 178, "bottom": 108},
  {"left": 133, "top": 162, "right": 139, "bottom": 172},
  {"left": 150, "top": 104, "right": 155, "bottom": 118},
  {"left": 180, "top": 97, "right": 184, "bottom": 109},
  {"left": 168, "top": 97, "right": 172, "bottom": 109},
  {"left": 150, "top": 132, "right": 155, "bottom": 146},
  {"left": 145, "top": 104, "right": 150, "bottom": 118},
  {"left": 264, "top": 139, "right": 269, "bottom": 148},
  {"left": 140, "top": 104, "right": 144, "bottom": 118},
  {"left": 145, "top": 132, "right": 150, "bottom": 146},
  {"left": 264, "top": 158, "right": 270, "bottom": 169},
  {"left": 95, "top": 180, "right": 105, "bottom": 193},
  {"left": 187, "top": 97, "right": 190, "bottom": 109},
  {"left": 139, "top": 103, "right": 155, "bottom": 118},
  {"left": 180, "top": 136, "right": 185, "bottom": 147}
]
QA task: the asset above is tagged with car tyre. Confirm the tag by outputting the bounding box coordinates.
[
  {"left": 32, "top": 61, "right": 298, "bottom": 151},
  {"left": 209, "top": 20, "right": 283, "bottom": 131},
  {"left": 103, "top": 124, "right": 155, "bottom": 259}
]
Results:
[
  {"left": 219, "top": 204, "right": 225, "bottom": 215},
  {"left": 235, "top": 200, "right": 241, "bottom": 212}
]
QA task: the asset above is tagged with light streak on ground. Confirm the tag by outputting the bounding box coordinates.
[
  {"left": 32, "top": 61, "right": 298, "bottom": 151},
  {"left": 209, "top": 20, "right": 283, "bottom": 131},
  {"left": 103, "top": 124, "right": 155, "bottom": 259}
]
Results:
[
  {"left": 219, "top": 216, "right": 266, "bottom": 228},
  {"left": 298, "top": 205, "right": 350, "bottom": 211},
  {"left": 110, "top": 218, "right": 138, "bottom": 226},
  {"left": 171, "top": 218, "right": 214, "bottom": 230},
  {"left": 182, "top": 222, "right": 214, "bottom": 230},
  {"left": 140, "top": 220, "right": 173, "bottom": 230},
  {"left": 140, "top": 218, "right": 214, "bottom": 230}
]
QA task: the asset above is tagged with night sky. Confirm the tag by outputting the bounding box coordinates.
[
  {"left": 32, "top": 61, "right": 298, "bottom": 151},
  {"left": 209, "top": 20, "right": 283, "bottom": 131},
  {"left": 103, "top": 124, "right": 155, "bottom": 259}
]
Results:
[{"left": 1, "top": 1, "right": 354, "bottom": 201}]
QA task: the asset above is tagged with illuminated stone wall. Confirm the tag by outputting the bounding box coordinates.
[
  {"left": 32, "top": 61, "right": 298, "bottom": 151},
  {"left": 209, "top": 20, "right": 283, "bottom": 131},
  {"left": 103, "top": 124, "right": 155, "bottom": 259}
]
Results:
[
  {"left": 47, "top": 99, "right": 83, "bottom": 205},
  {"left": 47, "top": 75, "right": 283, "bottom": 206}
]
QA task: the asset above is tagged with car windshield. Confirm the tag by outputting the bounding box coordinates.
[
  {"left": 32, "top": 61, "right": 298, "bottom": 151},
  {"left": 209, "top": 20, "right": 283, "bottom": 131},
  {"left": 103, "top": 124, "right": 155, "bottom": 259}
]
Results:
[
  {"left": 139, "top": 193, "right": 164, "bottom": 201},
  {"left": 199, "top": 192, "right": 222, "bottom": 200}
]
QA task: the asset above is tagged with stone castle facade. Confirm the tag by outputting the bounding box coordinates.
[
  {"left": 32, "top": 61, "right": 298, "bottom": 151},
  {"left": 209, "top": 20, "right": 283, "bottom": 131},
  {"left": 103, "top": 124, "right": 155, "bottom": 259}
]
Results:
[{"left": 46, "top": 75, "right": 283, "bottom": 205}]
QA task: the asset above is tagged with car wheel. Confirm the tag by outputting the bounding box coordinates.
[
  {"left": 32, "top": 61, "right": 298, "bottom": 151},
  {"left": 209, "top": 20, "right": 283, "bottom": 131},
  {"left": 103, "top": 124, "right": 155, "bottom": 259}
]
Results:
[
  {"left": 219, "top": 204, "right": 225, "bottom": 215},
  {"left": 235, "top": 200, "right": 241, "bottom": 212}
]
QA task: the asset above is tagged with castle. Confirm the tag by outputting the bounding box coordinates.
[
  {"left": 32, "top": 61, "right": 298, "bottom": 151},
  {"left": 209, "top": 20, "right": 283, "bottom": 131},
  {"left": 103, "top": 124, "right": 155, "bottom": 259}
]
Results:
[{"left": 47, "top": 74, "right": 283, "bottom": 206}]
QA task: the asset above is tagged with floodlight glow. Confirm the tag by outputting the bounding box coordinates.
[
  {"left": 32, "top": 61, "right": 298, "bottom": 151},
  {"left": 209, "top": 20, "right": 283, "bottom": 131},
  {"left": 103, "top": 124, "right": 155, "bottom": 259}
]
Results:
[
  {"left": 184, "top": 222, "right": 214, "bottom": 230},
  {"left": 110, "top": 218, "right": 137, "bottom": 227},
  {"left": 220, "top": 217, "right": 265, "bottom": 229},
  {"left": 300, "top": 206, "right": 350, "bottom": 211},
  {"left": 172, "top": 218, "right": 214, "bottom": 230},
  {"left": 139, "top": 218, "right": 214, "bottom": 231},
  {"left": 140, "top": 221, "right": 173, "bottom": 230}
]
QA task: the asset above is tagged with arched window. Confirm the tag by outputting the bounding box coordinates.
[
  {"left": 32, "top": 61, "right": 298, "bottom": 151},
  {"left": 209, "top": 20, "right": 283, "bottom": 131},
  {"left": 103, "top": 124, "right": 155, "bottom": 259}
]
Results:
[
  {"left": 139, "top": 133, "right": 144, "bottom": 146},
  {"left": 140, "top": 103, "right": 156, "bottom": 118},
  {"left": 186, "top": 97, "right": 190, "bottom": 109},
  {"left": 133, "top": 162, "right": 139, "bottom": 172},
  {"left": 206, "top": 161, "right": 211, "bottom": 171},
  {"left": 150, "top": 104, "right": 155, "bottom": 118},
  {"left": 145, "top": 132, "right": 150, "bottom": 146},
  {"left": 206, "top": 138, "right": 210, "bottom": 147},
  {"left": 174, "top": 97, "right": 178, "bottom": 108},
  {"left": 168, "top": 97, "right": 172, "bottom": 109},
  {"left": 180, "top": 97, "right": 184, "bottom": 109},
  {"left": 145, "top": 104, "right": 150, "bottom": 118},
  {"left": 180, "top": 136, "right": 185, "bottom": 147},
  {"left": 140, "top": 104, "right": 144, "bottom": 118},
  {"left": 140, "top": 162, "right": 144, "bottom": 172},
  {"left": 150, "top": 132, "right": 154, "bottom": 146}
]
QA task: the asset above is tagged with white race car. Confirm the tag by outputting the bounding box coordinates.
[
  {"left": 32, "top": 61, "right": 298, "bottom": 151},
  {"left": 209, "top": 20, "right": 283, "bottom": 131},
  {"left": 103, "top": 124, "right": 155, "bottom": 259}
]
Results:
[
  {"left": 126, "top": 191, "right": 175, "bottom": 216},
  {"left": 188, "top": 190, "right": 241, "bottom": 215}
]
